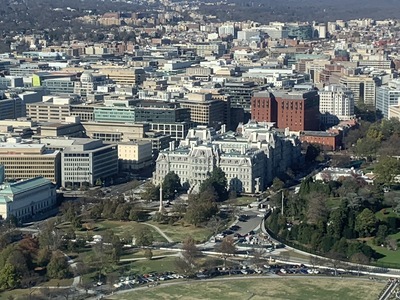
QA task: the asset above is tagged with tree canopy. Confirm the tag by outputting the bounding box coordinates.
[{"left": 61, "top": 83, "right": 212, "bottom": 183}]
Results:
[{"left": 199, "top": 167, "right": 228, "bottom": 201}]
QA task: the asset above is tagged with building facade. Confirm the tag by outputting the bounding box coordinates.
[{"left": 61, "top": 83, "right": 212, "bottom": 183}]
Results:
[
  {"left": 153, "top": 123, "right": 302, "bottom": 194},
  {"left": 376, "top": 80, "right": 400, "bottom": 119},
  {"left": 52, "top": 138, "right": 119, "bottom": 188},
  {"left": 0, "top": 177, "right": 56, "bottom": 221},
  {"left": 318, "top": 84, "right": 355, "bottom": 125},
  {"left": 0, "top": 143, "right": 60, "bottom": 185},
  {"left": 251, "top": 90, "right": 320, "bottom": 131}
]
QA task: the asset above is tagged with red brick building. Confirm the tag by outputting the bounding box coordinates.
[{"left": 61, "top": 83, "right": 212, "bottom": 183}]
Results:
[
  {"left": 251, "top": 91, "right": 277, "bottom": 124},
  {"left": 251, "top": 90, "right": 320, "bottom": 131},
  {"left": 300, "top": 131, "right": 341, "bottom": 151}
]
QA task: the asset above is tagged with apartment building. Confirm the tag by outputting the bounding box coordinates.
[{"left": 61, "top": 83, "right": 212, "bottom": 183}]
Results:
[{"left": 98, "top": 68, "right": 146, "bottom": 86}]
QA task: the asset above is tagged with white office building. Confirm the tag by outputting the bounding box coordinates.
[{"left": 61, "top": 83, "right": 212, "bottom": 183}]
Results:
[
  {"left": 41, "top": 138, "right": 118, "bottom": 188},
  {"left": 318, "top": 84, "right": 355, "bottom": 125},
  {"left": 154, "top": 122, "right": 302, "bottom": 194},
  {"left": 376, "top": 79, "right": 400, "bottom": 119}
]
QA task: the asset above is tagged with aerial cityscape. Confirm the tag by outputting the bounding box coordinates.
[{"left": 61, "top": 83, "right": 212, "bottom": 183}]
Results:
[{"left": 0, "top": 0, "right": 400, "bottom": 299}]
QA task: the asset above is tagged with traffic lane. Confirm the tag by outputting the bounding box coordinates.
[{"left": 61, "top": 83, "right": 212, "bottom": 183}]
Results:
[{"left": 236, "top": 213, "right": 263, "bottom": 236}]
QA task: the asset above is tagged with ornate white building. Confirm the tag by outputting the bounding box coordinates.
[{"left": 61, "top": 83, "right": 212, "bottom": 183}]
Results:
[{"left": 153, "top": 121, "right": 302, "bottom": 194}]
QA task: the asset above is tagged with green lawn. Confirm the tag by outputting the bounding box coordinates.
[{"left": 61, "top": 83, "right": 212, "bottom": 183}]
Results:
[
  {"left": 77, "top": 220, "right": 169, "bottom": 243},
  {"left": 375, "top": 208, "right": 399, "bottom": 221},
  {"left": 366, "top": 232, "right": 400, "bottom": 265},
  {"left": 0, "top": 278, "right": 74, "bottom": 300},
  {"left": 146, "top": 221, "right": 212, "bottom": 243},
  {"left": 110, "top": 277, "right": 385, "bottom": 300},
  {"left": 120, "top": 256, "right": 178, "bottom": 275}
]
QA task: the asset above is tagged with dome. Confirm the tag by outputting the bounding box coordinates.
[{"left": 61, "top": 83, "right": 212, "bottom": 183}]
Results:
[{"left": 80, "top": 71, "right": 94, "bottom": 83}]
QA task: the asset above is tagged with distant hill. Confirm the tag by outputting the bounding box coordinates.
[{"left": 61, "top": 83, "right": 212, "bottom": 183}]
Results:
[{"left": 200, "top": 0, "right": 400, "bottom": 22}]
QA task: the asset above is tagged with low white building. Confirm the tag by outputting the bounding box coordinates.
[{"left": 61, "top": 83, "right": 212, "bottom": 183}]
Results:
[{"left": 0, "top": 177, "right": 56, "bottom": 221}]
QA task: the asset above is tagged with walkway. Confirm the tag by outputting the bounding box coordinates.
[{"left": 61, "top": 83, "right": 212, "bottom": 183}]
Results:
[
  {"left": 120, "top": 254, "right": 178, "bottom": 262},
  {"left": 143, "top": 222, "right": 174, "bottom": 243}
]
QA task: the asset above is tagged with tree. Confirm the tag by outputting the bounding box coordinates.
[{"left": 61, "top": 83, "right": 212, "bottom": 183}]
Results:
[
  {"left": 375, "top": 224, "right": 388, "bottom": 246},
  {"left": 114, "top": 203, "right": 130, "bottom": 221},
  {"left": 185, "top": 189, "right": 218, "bottom": 226},
  {"left": 144, "top": 249, "right": 153, "bottom": 260},
  {"left": 355, "top": 208, "right": 377, "bottom": 237},
  {"left": 350, "top": 252, "right": 369, "bottom": 276},
  {"left": 216, "top": 236, "right": 236, "bottom": 268},
  {"left": 133, "top": 225, "right": 154, "bottom": 246},
  {"left": 305, "top": 144, "right": 320, "bottom": 163},
  {"left": 39, "top": 220, "right": 62, "bottom": 251},
  {"left": 181, "top": 236, "right": 200, "bottom": 267},
  {"left": 129, "top": 207, "right": 147, "bottom": 222},
  {"left": 206, "top": 216, "right": 224, "bottom": 236},
  {"left": 47, "top": 251, "right": 71, "bottom": 279},
  {"left": 162, "top": 172, "right": 182, "bottom": 200},
  {"left": 272, "top": 177, "right": 284, "bottom": 191},
  {"left": 36, "top": 248, "right": 52, "bottom": 267},
  {"left": 251, "top": 248, "right": 266, "bottom": 268},
  {"left": 0, "top": 263, "right": 20, "bottom": 290},
  {"left": 327, "top": 251, "right": 345, "bottom": 276},
  {"left": 199, "top": 167, "right": 228, "bottom": 201},
  {"left": 174, "top": 257, "right": 196, "bottom": 278},
  {"left": 140, "top": 182, "right": 160, "bottom": 202},
  {"left": 374, "top": 156, "right": 400, "bottom": 187},
  {"left": 306, "top": 193, "right": 329, "bottom": 224},
  {"left": 171, "top": 201, "right": 187, "bottom": 219}
]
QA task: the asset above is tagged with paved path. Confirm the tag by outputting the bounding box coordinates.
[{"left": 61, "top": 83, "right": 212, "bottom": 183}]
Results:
[
  {"left": 143, "top": 222, "right": 174, "bottom": 243},
  {"left": 120, "top": 254, "right": 178, "bottom": 262}
]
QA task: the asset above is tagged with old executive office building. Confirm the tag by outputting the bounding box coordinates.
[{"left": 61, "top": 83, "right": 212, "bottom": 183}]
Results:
[{"left": 154, "top": 121, "right": 302, "bottom": 194}]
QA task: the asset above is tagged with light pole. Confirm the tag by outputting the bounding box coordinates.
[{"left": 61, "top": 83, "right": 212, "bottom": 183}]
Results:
[{"left": 159, "top": 181, "right": 164, "bottom": 213}]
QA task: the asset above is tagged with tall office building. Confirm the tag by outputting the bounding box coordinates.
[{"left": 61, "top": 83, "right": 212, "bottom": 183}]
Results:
[
  {"left": 179, "top": 93, "right": 228, "bottom": 130},
  {"left": 251, "top": 90, "right": 320, "bottom": 131},
  {"left": 42, "top": 138, "right": 118, "bottom": 188},
  {"left": 318, "top": 84, "right": 355, "bottom": 125},
  {"left": 339, "top": 75, "right": 377, "bottom": 106},
  {"left": 376, "top": 80, "right": 400, "bottom": 119},
  {"left": 224, "top": 81, "right": 260, "bottom": 115},
  {"left": 0, "top": 143, "right": 61, "bottom": 185}
]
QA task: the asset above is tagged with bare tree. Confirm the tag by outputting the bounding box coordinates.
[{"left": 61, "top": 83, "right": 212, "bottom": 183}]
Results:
[
  {"left": 251, "top": 248, "right": 266, "bottom": 268},
  {"left": 350, "top": 252, "right": 369, "bottom": 276},
  {"left": 206, "top": 216, "right": 224, "bottom": 236},
  {"left": 217, "top": 236, "right": 236, "bottom": 268},
  {"left": 181, "top": 236, "right": 201, "bottom": 266}
]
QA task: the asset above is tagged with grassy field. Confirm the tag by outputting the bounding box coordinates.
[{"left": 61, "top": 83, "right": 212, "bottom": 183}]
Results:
[
  {"left": 367, "top": 232, "right": 400, "bottom": 265},
  {"left": 146, "top": 221, "right": 212, "bottom": 243},
  {"left": 375, "top": 208, "right": 399, "bottom": 221},
  {"left": 118, "top": 256, "right": 178, "bottom": 276},
  {"left": 76, "top": 220, "right": 169, "bottom": 243},
  {"left": 0, "top": 278, "right": 74, "bottom": 299},
  {"left": 111, "top": 277, "right": 385, "bottom": 300}
]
